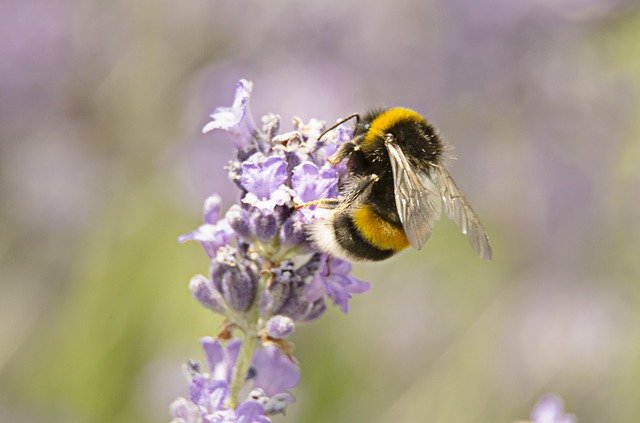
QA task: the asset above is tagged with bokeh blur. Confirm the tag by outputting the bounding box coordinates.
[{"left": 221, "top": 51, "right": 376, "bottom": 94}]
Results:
[{"left": 2, "top": 0, "right": 640, "bottom": 422}]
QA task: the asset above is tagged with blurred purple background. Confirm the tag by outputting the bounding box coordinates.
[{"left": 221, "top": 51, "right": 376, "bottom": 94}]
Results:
[{"left": 1, "top": 0, "right": 640, "bottom": 422}]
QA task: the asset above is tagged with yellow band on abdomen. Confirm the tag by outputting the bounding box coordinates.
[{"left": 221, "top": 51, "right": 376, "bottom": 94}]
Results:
[{"left": 352, "top": 205, "right": 410, "bottom": 251}]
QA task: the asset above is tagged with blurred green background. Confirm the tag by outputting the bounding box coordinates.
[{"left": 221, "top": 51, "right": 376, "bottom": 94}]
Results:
[{"left": 2, "top": 0, "right": 640, "bottom": 422}]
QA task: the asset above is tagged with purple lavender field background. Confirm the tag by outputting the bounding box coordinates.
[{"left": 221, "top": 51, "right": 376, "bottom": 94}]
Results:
[{"left": 1, "top": 1, "right": 640, "bottom": 422}]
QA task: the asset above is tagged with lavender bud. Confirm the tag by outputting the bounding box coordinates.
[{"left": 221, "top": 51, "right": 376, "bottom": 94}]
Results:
[
  {"left": 212, "top": 246, "right": 257, "bottom": 312},
  {"left": 220, "top": 265, "right": 257, "bottom": 312},
  {"left": 273, "top": 204, "right": 293, "bottom": 224},
  {"left": 226, "top": 204, "right": 251, "bottom": 239},
  {"left": 210, "top": 247, "right": 234, "bottom": 291},
  {"left": 277, "top": 286, "right": 326, "bottom": 322},
  {"left": 280, "top": 217, "right": 308, "bottom": 248},
  {"left": 251, "top": 210, "right": 278, "bottom": 241},
  {"left": 265, "top": 315, "right": 295, "bottom": 339},
  {"left": 189, "top": 274, "right": 226, "bottom": 314},
  {"left": 259, "top": 278, "right": 291, "bottom": 318}
]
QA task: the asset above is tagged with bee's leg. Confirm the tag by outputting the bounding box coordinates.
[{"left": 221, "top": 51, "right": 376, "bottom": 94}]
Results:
[
  {"left": 327, "top": 141, "right": 355, "bottom": 165},
  {"left": 294, "top": 198, "right": 341, "bottom": 210},
  {"left": 342, "top": 174, "right": 379, "bottom": 205},
  {"left": 295, "top": 174, "right": 378, "bottom": 211}
]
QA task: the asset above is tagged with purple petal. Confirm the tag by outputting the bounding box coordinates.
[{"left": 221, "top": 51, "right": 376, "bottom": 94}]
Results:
[
  {"left": 236, "top": 400, "right": 269, "bottom": 423},
  {"left": 206, "top": 383, "right": 230, "bottom": 414},
  {"left": 308, "top": 256, "right": 370, "bottom": 313},
  {"left": 203, "top": 194, "right": 222, "bottom": 224},
  {"left": 240, "top": 155, "right": 291, "bottom": 213},
  {"left": 188, "top": 373, "right": 209, "bottom": 404},
  {"left": 240, "top": 155, "right": 287, "bottom": 199},
  {"left": 251, "top": 346, "right": 300, "bottom": 396},
  {"left": 200, "top": 338, "right": 242, "bottom": 384},
  {"left": 303, "top": 274, "right": 326, "bottom": 303},
  {"left": 291, "top": 162, "right": 339, "bottom": 221},
  {"left": 202, "top": 79, "right": 261, "bottom": 150},
  {"left": 291, "top": 162, "right": 339, "bottom": 202},
  {"left": 178, "top": 219, "right": 234, "bottom": 258}
]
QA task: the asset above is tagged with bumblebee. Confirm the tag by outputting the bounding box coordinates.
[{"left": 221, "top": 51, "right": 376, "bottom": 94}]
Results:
[{"left": 306, "top": 107, "right": 492, "bottom": 262}]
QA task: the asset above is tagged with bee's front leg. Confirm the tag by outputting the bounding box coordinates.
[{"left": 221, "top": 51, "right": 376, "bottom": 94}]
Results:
[
  {"left": 342, "top": 173, "right": 379, "bottom": 204},
  {"left": 294, "top": 198, "right": 341, "bottom": 210},
  {"left": 327, "top": 141, "right": 356, "bottom": 165}
]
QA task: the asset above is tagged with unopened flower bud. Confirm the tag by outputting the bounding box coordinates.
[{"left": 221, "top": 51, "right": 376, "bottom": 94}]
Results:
[
  {"left": 279, "top": 217, "right": 307, "bottom": 247},
  {"left": 189, "top": 274, "right": 226, "bottom": 314},
  {"left": 265, "top": 315, "right": 295, "bottom": 339},
  {"left": 259, "top": 278, "right": 291, "bottom": 318},
  {"left": 226, "top": 205, "right": 251, "bottom": 239},
  {"left": 212, "top": 246, "right": 257, "bottom": 312},
  {"left": 277, "top": 287, "right": 326, "bottom": 322},
  {"left": 251, "top": 210, "right": 278, "bottom": 241}
]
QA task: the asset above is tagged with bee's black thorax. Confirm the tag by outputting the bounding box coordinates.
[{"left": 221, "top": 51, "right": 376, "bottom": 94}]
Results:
[{"left": 347, "top": 107, "right": 444, "bottom": 226}]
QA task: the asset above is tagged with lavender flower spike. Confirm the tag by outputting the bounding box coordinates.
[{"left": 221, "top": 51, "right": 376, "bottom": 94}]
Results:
[{"left": 174, "top": 79, "right": 372, "bottom": 419}]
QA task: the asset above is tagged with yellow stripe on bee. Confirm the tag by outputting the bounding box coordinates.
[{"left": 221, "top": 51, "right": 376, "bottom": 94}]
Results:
[
  {"left": 363, "top": 107, "right": 426, "bottom": 147},
  {"left": 352, "top": 205, "right": 410, "bottom": 251}
]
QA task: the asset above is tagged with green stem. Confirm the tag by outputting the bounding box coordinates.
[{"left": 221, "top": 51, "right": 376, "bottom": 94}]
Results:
[
  {"left": 226, "top": 327, "right": 258, "bottom": 409},
  {"left": 226, "top": 270, "right": 270, "bottom": 409}
]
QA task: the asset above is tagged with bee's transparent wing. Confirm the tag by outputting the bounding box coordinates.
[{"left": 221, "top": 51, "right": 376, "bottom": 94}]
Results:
[
  {"left": 433, "top": 166, "right": 492, "bottom": 260},
  {"left": 385, "top": 142, "right": 442, "bottom": 250}
]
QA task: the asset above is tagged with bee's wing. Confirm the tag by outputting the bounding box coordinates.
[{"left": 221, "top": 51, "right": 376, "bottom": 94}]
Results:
[
  {"left": 433, "top": 166, "right": 492, "bottom": 260},
  {"left": 385, "top": 142, "right": 442, "bottom": 250}
]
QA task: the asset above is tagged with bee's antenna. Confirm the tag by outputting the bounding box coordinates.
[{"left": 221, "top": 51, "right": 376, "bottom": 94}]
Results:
[{"left": 318, "top": 113, "right": 360, "bottom": 141}]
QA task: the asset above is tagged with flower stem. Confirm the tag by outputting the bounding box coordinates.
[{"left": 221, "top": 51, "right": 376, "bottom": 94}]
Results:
[
  {"left": 226, "top": 270, "right": 270, "bottom": 409},
  {"left": 227, "top": 327, "right": 258, "bottom": 409}
]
